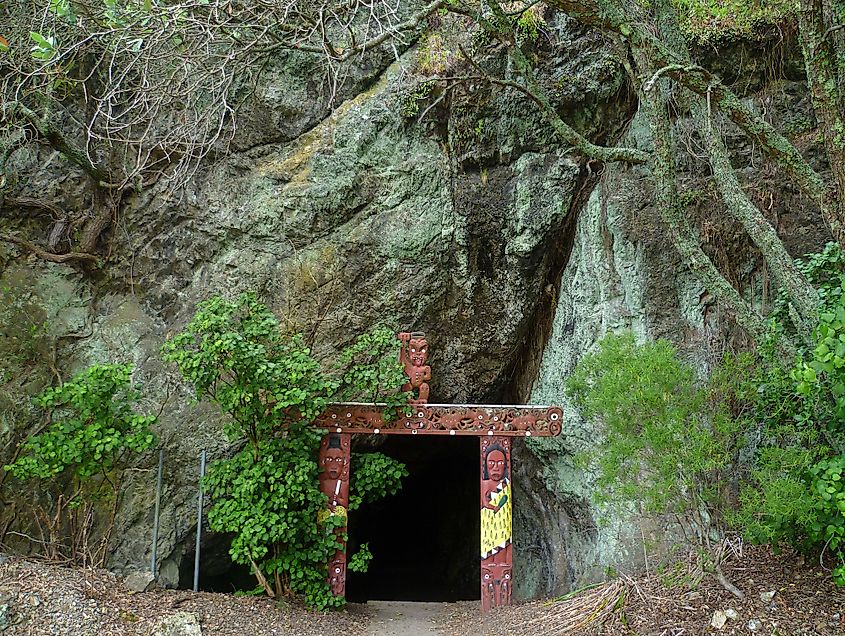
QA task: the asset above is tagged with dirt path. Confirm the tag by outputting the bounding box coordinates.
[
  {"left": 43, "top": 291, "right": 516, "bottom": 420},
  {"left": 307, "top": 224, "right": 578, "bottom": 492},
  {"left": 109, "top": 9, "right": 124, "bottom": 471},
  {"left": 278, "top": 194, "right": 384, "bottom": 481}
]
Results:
[{"left": 356, "top": 601, "right": 458, "bottom": 635}]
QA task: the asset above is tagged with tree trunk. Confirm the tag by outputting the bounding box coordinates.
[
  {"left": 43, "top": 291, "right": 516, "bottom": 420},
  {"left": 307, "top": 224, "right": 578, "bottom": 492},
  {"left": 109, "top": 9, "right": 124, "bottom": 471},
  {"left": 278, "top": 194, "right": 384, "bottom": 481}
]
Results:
[
  {"left": 692, "top": 100, "right": 819, "bottom": 333},
  {"left": 636, "top": 52, "right": 771, "bottom": 345},
  {"left": 77, "top": 189, "right": 114, "bottom": 255},
  {"left": 546, "top": 0, "right": 842, "bottom": 250},
  {"left": 798, "top": 0, "right": 845, "bottom": 246}
]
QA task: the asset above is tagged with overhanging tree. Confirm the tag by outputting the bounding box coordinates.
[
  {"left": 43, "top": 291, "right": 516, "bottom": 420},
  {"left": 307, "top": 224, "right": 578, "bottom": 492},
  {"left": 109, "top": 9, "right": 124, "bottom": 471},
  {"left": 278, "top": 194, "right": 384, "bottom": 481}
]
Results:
[{"left": 0, "top": 0, "right": 442, "bottom": 262}]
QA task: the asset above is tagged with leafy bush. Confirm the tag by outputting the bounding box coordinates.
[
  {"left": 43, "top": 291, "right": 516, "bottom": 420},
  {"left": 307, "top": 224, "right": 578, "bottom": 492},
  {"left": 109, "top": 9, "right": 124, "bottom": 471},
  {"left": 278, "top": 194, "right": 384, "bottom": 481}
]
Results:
[
  {"left": 349, "top": 452, "right": 408, "bottom": 511},
  {"left": 162, "top": 292, "right": 409, "bottom": 608},
  {"left": 732, "top": 243, "right": 845, "bottom": 585},
  {"left": 566, "top": 333, "right": 741, "bottom": 543},
  {"left": 4, "top": 363, "right": 157, "bottom": 565}
]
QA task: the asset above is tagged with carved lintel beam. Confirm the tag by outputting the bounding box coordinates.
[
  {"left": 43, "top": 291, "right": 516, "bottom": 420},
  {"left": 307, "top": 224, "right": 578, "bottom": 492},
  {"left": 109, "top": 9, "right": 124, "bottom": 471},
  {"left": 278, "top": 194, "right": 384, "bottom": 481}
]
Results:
[{"left": 314, "top": 403, "right": 563, "bottom": 437}]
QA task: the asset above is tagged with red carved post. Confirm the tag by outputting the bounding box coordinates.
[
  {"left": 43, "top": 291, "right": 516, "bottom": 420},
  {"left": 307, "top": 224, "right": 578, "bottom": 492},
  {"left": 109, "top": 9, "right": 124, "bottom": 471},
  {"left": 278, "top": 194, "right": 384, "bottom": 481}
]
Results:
[
  {"left": 398, "top": 331, "right": 431, "bottom": 404},
  {"left": 318, "top": 432, "right": 351, "bottom": 597},
  {"left": 480, "top": 436, "right": 513, "bottom": 612}
]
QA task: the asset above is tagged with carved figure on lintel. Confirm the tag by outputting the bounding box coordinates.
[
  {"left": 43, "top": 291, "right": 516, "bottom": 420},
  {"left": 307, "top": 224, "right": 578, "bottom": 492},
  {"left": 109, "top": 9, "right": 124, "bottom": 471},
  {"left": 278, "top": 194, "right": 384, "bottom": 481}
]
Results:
[{"left": 398, "top": 331, "right": 431, "bottom": 404}]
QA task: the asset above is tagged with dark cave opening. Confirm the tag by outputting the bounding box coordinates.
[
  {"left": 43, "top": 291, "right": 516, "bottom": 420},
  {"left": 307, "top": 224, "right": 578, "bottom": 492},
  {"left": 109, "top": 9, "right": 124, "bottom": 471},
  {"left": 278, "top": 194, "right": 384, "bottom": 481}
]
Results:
[
  {"left": 178, "top": 531, "right": 255, "bottom": 593},
  {"left": 346, "top": 435, "right": 480, "bottom": 602}
]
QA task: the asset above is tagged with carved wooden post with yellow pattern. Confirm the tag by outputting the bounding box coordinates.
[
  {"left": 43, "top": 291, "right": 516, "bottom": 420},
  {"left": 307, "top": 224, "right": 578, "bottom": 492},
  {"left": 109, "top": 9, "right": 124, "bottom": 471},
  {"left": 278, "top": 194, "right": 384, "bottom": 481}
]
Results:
[{"left": 480, "top": 436, "right": 513, "bottom": 612}]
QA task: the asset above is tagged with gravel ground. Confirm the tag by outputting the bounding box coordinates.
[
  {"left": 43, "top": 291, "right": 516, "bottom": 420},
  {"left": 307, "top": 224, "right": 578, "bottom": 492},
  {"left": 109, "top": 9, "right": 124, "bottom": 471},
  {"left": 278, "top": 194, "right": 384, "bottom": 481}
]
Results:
[
  {"left": 0, "top": 557, "right": 369, "bottom": 636},
  {"left": 3, "top": 544, "right": 844, "bottom": 635},
  {"left": 439, "top": 544, "right": 845, "bottom": 635}
]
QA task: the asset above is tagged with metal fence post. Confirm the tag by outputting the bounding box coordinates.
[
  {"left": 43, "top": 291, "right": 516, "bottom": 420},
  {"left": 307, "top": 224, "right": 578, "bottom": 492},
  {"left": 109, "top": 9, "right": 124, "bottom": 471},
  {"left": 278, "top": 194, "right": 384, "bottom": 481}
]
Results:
[
  {"left": 150, "top": 448, "right": 164, "bottom": 575},
  {"left": 193, "top": 450, "right": 206, "bottom": 592}
]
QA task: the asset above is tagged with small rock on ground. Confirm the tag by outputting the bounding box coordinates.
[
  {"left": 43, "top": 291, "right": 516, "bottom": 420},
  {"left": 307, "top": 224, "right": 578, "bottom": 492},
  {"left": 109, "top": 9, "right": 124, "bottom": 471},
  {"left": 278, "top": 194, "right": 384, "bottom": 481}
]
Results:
[
  {"left": 123, "top": 571, "right": 155, "bottom": 593},
  {"left": 152, "top": 612, "right": 202, "bottom": 636}
]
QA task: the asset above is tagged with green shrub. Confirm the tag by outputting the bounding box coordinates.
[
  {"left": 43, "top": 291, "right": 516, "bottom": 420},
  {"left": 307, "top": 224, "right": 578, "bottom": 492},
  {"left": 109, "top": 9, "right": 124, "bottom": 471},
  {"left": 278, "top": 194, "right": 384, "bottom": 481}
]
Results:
[
  {"left": 732, "top": 243, "right": 845, "bottom": 585},
  {"left": 807, "top": 456, "right": 845, "bottom": 584},
  {"left": 349, "top": 451, "right": 409, "bottom": 511},
  {"left": 4, "top": 363, "right": 157, "bottom": 565},
  {"left": 162, "top": 292, "right": 409, "bottom": 608},
  {"left": 567, "top": 245, "right": 845, "bottom": 588},
  {"left": 566, "top": 333, "right": 741, "bottom": 540}
]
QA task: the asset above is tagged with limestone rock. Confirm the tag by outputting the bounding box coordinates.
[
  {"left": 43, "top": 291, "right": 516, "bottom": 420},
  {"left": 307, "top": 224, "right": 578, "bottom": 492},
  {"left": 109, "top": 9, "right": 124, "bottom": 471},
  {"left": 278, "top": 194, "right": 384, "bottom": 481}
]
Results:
[
  {"left": 760, "top": 590, "right": 776, "bottom": 603},
  {"left": 152, "top": 612, "right": 202, "bottom": 636},
  {"left": 123, "top": 571, "right": 155, "bottom": 593},
  {"left": 711, "top": 610, "right": 728, "bottom": 629}
]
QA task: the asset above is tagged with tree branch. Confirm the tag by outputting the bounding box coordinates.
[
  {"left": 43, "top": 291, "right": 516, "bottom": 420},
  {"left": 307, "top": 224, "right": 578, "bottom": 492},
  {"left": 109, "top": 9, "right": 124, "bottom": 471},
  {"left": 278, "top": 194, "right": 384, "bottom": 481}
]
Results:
[
  {"left": 546, "top": 0, "right": 842, "bottom": 247},
  {"left": 636, "top": 50, "right": 772, "bottom": 348},
  {"left": 464, "top": 4, "right": 649, "bottom": 165},
  {"left": 693, "top": 99, "right": 819, "bottom": 332},
  {"left": 7, "top": 102, "right": 114, "bottom": 187},
  {"left": 0, "top": 233, "right": 98, "bottom": 264},
  {"left": 336, "top": 0, "right": 446, "bottom": 60},
  {"left": 1, "top": 196, "right": 65, "bottom": 219},
  {"left": 797, "top": 0, "right": 845, "bottom": 243}
]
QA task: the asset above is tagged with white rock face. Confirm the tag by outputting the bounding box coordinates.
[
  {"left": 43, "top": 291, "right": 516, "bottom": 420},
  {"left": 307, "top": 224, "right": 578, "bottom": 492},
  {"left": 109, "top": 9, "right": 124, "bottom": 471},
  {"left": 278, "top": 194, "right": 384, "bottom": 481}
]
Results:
[{"left": 522, "top": 115, "right": 710, "bottom": 597}]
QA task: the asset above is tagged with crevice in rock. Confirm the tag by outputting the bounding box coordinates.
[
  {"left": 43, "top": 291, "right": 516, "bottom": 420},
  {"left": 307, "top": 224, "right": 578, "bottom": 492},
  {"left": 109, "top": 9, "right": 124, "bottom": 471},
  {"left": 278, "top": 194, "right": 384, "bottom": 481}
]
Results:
[{"left": 502, "top": 160, "right": 602, "bottom": 404}]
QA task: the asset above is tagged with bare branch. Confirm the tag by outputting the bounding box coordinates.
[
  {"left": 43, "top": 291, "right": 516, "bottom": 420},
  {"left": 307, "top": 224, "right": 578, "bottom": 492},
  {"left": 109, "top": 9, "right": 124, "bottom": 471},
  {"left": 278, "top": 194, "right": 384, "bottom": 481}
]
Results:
[
  {"left": 466, "top": 4, "right": 649, "bottom": 165},
  {"left": 2, "top": 196, "right": 65, "bottom": 219},
  {"left": 643, "top": 64, "right": 699, "bottom": 92},
  {"left": 0, "top": 233, "right": 98, "bottom": 264},
  {"left": 7, "top": 102, "right": 111, "bottom": 186}
]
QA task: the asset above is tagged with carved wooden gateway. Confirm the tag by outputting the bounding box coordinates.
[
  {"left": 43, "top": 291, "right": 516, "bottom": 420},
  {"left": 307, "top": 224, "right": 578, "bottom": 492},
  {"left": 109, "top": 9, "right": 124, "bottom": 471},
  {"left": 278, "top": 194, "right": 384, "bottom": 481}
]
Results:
[{"left": 314, "top": 332, "right": 562, "bottom": 612}]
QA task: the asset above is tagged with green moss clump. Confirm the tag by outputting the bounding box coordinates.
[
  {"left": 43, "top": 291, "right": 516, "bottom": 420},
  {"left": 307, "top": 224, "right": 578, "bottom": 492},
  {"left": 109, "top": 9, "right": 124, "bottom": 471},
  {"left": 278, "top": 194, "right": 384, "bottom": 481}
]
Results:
[{"left": 674, "top": 0, "right": 797, "bottom": 42}]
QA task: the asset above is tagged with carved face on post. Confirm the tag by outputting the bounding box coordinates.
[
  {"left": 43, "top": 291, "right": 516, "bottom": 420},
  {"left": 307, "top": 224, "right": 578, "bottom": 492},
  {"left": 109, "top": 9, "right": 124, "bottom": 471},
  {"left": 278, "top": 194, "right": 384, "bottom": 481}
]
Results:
[
  {"left": 486, "top": 449, "right": 506, "bottom": 482},
  {"left": 482, "top": 564, "right": 512, "bottom": 607},
  {"left": 323, "top": 448, "right": 345, "bottom": 480},
  {"left": 483, "top": 444, "right": 508, "bottom": 483},
  {"left": 408, "top": 336, "right": 428, "bottom": 367},
  {"left": 321, "top": 434, "right": 348, "bottom": 481}
]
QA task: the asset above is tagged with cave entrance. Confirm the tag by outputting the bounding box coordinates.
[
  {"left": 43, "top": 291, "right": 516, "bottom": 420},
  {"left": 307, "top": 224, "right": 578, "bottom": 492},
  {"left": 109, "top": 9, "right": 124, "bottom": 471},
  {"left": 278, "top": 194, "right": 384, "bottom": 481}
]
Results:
[
  {"left": 312, "top": 330, "right": 563, "bottom": 612},
  {"left": 346, "top": 436, "right": 479, "bottom": 602}
]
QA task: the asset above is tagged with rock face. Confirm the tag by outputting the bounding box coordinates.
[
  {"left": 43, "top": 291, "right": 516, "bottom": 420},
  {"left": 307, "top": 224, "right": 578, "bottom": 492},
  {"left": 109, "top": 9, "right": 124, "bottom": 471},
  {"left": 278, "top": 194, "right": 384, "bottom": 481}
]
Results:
[
  {"left": 0, "top": 9, "right": 828, "bottom": 601},
  {"left": 517, "top": 91, "right": 827, "bottom": 596}
]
